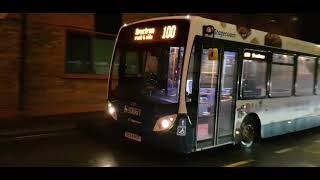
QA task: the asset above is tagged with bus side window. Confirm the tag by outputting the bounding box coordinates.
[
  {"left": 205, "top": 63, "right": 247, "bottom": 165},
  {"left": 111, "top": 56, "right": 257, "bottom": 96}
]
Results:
[
  {"left": 270, "top": 53, "right": 294, "bottom": 97},
  {"left": 241, "top": 52, "right": 267, "bottom": 98},
  {"left": 296, "top": 56, "right": 316, "bottom": 96}
]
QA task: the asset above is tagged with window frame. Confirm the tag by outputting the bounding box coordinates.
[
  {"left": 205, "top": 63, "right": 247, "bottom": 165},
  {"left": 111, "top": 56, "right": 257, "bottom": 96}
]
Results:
[
  {"left": 239, "top": 48, "right": 269, "bottom": 100},
  {"left": 294, "top": 55, "right": 317, "bottom": 96},
  {"left": 315, "top": 58, "right": 320, "bottom": 95},
  {"left": 63, "top": 29, "right": 116, "bottom": 79},
  {"left": 268, "top": 52, "right": 295, "bottom": 98}
]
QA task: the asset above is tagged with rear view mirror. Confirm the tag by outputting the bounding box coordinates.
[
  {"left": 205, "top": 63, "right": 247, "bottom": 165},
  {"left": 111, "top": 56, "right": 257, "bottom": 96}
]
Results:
[{"left": 208, "top": 48, "right": 218, "bottom": 61}]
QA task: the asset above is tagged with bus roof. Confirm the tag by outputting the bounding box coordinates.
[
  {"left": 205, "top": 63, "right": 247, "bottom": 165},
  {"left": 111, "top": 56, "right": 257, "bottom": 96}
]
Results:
[{"left": 124, "top": 15, "right": 320, "bottom": 56}]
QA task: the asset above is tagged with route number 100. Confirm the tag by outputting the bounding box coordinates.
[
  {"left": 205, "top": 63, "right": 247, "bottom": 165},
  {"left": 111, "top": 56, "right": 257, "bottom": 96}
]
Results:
[{"left": 162, "top": 25, "right": 177, "bottom": 39}]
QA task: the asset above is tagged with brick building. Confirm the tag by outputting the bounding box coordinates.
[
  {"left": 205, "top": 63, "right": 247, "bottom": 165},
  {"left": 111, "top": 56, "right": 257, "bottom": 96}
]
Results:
[{"left": 0, "top": 13, "right": 116, "bottom": 120}]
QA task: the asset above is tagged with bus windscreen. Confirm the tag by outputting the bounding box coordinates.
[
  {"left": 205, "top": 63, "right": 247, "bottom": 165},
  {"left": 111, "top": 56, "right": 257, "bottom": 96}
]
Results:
[{"left": 109, "top": 19, "right": 189, "bottom": 104}]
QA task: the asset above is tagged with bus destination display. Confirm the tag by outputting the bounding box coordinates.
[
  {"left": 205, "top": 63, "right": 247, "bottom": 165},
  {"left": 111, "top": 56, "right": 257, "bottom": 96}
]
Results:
[{"left": 134, "top": 25, "right": 177, "bottom": 42}]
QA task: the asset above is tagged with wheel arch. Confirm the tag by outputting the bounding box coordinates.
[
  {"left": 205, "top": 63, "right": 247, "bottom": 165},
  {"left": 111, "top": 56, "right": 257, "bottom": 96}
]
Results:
[{"left": 242, "top": 113, "right": 261, "bottom": 141}]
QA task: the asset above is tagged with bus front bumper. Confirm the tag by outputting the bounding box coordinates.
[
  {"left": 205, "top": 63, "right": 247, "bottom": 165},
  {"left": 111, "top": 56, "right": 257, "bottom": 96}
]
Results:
[{"left": 106, "top": 121, "right": 194, "bottom": 154}]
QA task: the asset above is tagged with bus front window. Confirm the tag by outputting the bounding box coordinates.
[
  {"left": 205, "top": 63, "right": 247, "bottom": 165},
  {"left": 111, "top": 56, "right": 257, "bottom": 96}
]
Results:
[{"left": 110, "top": 45, "right": 184, "bottom": 104}]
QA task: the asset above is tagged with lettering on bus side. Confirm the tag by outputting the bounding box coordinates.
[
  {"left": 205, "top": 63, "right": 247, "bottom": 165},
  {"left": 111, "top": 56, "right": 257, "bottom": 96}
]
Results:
[{"left": 214, "top": 29, "right": 236, "bottom": 38}]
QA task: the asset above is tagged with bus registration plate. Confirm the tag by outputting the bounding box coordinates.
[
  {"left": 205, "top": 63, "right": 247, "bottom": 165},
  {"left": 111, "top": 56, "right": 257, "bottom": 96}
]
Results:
[{"left": 125, "top": 131, "right": 141, "bottom": 142}]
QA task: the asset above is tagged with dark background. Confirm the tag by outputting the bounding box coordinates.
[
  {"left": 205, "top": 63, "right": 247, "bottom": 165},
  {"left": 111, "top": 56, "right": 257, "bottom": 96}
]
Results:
[
  {"left": 298, "top": 13, "right": 320, "bottom": 44},
  {"left": 95, "top": 13, "right": 320, "bottom": 44}
]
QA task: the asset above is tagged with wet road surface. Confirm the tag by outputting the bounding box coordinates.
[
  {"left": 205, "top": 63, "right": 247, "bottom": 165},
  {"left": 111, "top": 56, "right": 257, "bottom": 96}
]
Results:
[{"left": 0, "top": 126, "right": 319, "bottom": 167}]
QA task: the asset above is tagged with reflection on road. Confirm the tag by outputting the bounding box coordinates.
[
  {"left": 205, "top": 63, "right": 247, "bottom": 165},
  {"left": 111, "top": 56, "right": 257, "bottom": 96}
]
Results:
[{"left": 0, "top": 126, "right": 319, "bottom": 167}]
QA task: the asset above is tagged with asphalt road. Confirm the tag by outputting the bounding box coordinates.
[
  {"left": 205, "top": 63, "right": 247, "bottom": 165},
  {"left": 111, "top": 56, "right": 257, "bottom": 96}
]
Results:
[{"left": 0, "top": 126, "right": 319, "bottom": 167}]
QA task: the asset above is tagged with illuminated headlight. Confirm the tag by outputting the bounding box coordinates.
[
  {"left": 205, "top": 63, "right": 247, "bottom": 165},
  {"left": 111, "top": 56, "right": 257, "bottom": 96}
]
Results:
[
  {"left": 107, "top": 101, "right": 117, "bottom": 120},
  {"left": 153, "top": 114, "right": 177, "bottom": 132}
]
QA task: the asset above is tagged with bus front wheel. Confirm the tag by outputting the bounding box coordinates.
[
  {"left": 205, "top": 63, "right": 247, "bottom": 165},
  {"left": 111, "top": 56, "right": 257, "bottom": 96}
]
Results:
[{"left": 240, "top": 119, "right": 258, "bottom": 149}]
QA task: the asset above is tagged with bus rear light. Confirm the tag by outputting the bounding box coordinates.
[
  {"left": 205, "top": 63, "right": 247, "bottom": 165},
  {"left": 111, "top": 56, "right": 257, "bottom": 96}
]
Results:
[{"left": 153, "top": 114, "right": 178, "bottom": 132}]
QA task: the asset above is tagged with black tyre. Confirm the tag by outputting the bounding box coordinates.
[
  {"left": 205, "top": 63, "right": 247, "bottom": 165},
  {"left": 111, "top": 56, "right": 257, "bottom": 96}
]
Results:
[{"left": 240, "top": 118, "right": 258, "bottom": 149}]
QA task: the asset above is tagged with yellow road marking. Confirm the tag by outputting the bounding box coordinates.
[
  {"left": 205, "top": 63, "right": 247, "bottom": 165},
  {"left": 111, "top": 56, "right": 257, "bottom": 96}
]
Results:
[
  {"left": 274, "top": 146, "right": 297, "bottom": 154},
  {"left": 224, "top": 159, "right": 255, "bottom": 167},
  {"left": 314, "top": 140, "right": 320, "bottom": 143}
]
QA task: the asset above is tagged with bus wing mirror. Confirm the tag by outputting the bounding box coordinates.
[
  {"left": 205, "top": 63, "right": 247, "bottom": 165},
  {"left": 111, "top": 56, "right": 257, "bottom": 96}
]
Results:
[{"left": 208, "top": 48, "right": 218, "bottom": 61}]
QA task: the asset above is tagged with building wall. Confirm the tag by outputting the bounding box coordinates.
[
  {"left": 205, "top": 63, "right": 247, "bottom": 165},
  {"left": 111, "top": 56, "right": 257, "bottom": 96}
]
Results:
[
  {"left": 0, "top": 14, "right": 21, "bottom": 118},
  {"left": 0, "top": 13, "right": 109, "bottom": 119},
  {"left": 23, "top": 13, "right": 107, "bottom": 117}
]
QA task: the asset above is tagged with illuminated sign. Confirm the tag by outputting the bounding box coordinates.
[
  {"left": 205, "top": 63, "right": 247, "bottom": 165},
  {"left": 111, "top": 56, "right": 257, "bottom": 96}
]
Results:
[
  {"left": 252, "top": 53, "right": 265, "bottom": 59},
  {"left": 134, "top": 27, "right": 155, "bottom": 41},
  {"left": 244, "top": 52, "right": 251, "bottom": 58},
  {"left": 134, "top": 25, "right": 177, "bottom": 41},
  {"left": 162, "top": 25, "right": 177, "bottom": 39},
  {"left": 118, "top": 20, "right": 189, "bottom": 45},
  {"left": 244, "top": 52, "right": 265, "bottom": 59}
]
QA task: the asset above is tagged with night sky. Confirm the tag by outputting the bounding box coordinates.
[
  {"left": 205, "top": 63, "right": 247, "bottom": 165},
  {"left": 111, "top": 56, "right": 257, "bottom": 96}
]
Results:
[
  {"left": 95, "top": 13, "right": 122, "bottom": 35},
  {"left": 297, "top": 13, "right": 320, "bottom": 44},
  {"left": 95, "top": 13, "right": 320, "bottom": 44}
]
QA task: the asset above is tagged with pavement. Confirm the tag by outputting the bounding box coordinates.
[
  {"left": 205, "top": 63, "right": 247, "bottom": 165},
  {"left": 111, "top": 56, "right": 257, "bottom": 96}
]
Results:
[{"left": 0, "top": 111, "right": 106, "bottom": 140}]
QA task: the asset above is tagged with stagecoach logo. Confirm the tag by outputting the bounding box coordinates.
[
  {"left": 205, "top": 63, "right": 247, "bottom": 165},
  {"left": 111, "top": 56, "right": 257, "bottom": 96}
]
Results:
[
  {"left": 214, "top": 29, "right": 236, "bottom": 38},
  {"left": 124, "top": 104, "right": 141, "bottom": 116}
]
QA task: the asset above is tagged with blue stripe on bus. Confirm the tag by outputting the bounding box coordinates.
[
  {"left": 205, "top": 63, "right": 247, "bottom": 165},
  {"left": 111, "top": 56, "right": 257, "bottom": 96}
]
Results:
[{"left": 261, "top": 116, "right": 320, "bottom": 138}]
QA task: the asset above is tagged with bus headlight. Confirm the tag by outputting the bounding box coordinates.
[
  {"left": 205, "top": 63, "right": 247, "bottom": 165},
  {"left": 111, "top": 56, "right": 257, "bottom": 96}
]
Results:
[
  {"left": 107, "top": 101, "right": 117, "bottom": 120},
  {"left": 153, "top": 114, "right": 177, "bottom": 132}
]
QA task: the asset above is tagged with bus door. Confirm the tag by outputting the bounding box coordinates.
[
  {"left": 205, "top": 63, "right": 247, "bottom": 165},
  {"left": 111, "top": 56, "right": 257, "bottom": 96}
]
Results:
[
  {"left": 192, "top": 37, "right": 221, "bottom": 150},
  {"left": 216, "top": 49, "right": 238, "bottom": 145},
  {"left": 188, "top": 37, "right": 238, "bottom": 150}
]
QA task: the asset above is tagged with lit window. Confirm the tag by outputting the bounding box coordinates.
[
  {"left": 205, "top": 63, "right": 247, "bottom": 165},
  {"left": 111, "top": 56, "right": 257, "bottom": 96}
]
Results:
[
  {"left": 241, "top": 51, "right": 267, "bottom": 98},
  {"left": 296, "top": 56, "right": 316, "bottom": 95},
  {"left": 270, "top": 53, "right": 294, "bottom": 97}
]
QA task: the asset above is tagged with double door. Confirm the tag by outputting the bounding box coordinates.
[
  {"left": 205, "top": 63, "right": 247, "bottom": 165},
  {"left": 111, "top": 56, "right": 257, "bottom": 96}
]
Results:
[{"left": 187, "top": 37, "right": 239, "bottom": 149}]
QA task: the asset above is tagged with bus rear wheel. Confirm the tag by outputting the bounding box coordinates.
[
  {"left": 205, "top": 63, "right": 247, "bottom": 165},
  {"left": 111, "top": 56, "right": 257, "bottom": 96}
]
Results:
[{"left": 240, "top": 119, "right": 258, "bottom": 149}]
